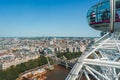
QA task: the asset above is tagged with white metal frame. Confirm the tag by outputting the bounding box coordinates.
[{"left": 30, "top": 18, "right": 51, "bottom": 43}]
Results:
[
  {"left": 66, "top": 0, "right": 120, "bottom": 80},
  {"left": 66, "top": 32, "right": 120, "bottom": 80}
]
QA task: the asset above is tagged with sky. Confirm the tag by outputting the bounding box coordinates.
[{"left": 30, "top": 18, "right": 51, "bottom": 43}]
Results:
[{"left": 0, "top": 0, "right": 101, "bottom": 37}]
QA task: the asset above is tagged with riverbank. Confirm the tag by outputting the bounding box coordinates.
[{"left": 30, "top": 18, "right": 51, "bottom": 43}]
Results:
[
  {"left": 16, "top": 65, "right": 70, "bottom": 80},
  {"left": 16, "top": 56, "right": 78, "bottom": 80}
]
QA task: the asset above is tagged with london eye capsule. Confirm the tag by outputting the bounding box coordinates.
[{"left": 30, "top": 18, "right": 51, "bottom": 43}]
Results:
[{"left": 87, "top": 0, "right": 120, "bottom": 32}]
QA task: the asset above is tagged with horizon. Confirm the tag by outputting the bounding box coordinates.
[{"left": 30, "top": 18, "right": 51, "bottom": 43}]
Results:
[{"left": 0, "top": 36, "right": 99, "bottom": 38}]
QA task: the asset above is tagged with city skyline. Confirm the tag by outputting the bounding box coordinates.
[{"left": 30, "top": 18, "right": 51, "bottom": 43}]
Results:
[{"left": 0, "top": 0, "right": 100, "bottom": 37}]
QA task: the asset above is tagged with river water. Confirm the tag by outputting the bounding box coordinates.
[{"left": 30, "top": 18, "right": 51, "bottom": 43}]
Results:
[
  {"left": 46, "top": 65, "right": 70, "bottom": 80},
  {"left": 45, "top": 65, "right": 95, "bottom": 80}
]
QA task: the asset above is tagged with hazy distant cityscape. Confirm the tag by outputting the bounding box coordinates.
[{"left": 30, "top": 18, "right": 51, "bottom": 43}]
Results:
[{"left": 0, "top": 37, "right": 95, "bottom": 70}]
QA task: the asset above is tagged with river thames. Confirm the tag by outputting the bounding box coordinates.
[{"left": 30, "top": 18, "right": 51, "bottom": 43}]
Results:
[
  {"left": 45, "top": 65, "right": 96, "bottom": 80},
  {"left": 46, "top": 65, "right": 70, "bottom": 80}
]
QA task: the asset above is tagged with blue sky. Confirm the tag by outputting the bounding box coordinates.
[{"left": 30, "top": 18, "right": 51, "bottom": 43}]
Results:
[{"left": 0, "top": 0, "right": 100, "bottom": 37}]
